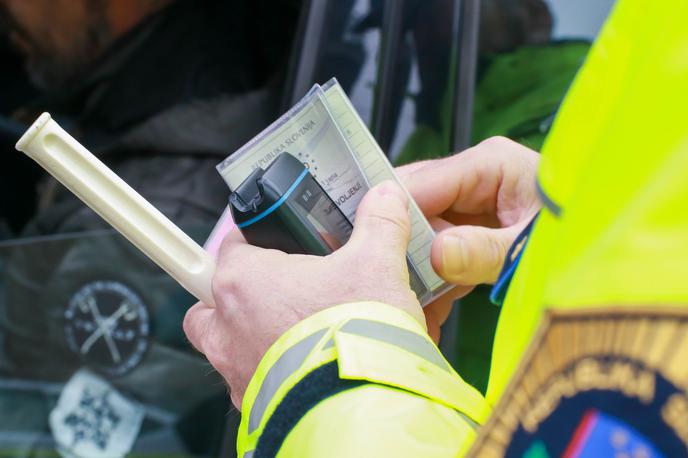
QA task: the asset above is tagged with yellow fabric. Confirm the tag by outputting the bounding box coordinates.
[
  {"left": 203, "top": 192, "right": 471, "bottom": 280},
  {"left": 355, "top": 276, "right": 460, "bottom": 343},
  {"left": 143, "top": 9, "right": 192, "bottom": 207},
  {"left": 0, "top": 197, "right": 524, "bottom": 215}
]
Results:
[
  {"left": 241, "top": 0, "right": 688, "bottom": 455},
  {"left": 238, "top": 302, "right": 483, "bottom": 457},
  {"left": 334, "top": 331, "right": 489, "bottom": 425},
  {"left": 488, "top": 0, "right": 688, "bottom": 403},
  {"left": 279, "top": 385, "right": 476, "bottom": 458},
  {"left": 485, "top": 209, "right": 560, "bottom": 403}
]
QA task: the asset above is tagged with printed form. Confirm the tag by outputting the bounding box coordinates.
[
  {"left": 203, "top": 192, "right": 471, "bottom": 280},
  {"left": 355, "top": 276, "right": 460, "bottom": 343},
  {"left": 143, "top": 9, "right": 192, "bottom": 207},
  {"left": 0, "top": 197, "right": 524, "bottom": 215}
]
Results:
[{"left": 215, "top": 79, "right": 449, "bottom": 304}]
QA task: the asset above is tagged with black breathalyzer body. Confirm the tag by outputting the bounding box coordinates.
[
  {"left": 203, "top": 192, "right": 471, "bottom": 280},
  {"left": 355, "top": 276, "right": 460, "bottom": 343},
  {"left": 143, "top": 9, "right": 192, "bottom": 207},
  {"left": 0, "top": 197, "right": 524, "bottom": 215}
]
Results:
[
  {"left": 229, "top": 152, "right": 430, "bottom": 303},
  {"left": 229, "top": 153, "right": 353, "bottom": 256}
]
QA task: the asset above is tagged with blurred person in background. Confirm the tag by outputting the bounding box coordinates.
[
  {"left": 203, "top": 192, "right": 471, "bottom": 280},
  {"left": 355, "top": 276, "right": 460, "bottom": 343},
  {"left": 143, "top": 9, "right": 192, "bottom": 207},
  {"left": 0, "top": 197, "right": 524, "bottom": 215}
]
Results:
[
  {"left": 0, "top": 0, "right": 301, "bottom": 378},
  {"left": 0, "top": 1, "right": 300, "bottom": 455},
  {"left": 0, "top": 0, "right": 300, "bottom": 236},
  {"left": 0, "top": 30, "right": 37, "bottom": 238}
]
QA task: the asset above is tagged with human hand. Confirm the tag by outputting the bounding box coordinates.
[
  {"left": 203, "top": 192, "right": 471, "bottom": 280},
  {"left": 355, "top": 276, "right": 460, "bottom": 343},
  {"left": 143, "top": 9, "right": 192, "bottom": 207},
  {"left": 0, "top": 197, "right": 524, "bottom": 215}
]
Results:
[
  {"left": 183, "top": 181, "right": 422, "bottom": 408},
  {"left": 398, "top": 137, "right": 541, "bottom": 340}
]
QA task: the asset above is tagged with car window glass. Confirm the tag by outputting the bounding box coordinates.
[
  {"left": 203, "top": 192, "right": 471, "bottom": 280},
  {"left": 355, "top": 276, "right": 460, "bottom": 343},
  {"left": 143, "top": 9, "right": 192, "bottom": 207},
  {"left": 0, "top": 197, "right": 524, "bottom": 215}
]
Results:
[{"left": 0, "top": 230, "right": 234, "bottom": 457}]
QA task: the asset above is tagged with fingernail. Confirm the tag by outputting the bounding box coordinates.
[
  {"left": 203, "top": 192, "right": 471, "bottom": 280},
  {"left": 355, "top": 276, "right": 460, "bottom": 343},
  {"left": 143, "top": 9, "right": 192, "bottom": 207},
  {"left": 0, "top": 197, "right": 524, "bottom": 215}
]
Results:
[
  {"left": 441, "top": 235, "right": 469, "bottom": 277},
  {"left": 376, "top": 181, "right": 408, "bottom": 206}
]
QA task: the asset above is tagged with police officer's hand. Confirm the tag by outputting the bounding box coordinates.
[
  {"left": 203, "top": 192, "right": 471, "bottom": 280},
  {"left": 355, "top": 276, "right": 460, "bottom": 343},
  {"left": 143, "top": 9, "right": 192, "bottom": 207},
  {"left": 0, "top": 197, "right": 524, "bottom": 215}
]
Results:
[
  {"left": 183, "top": 181, "right": 423, "bottom": 409},
  {"left": 398, "top": 137, "right": 541, "bottom": 340}
]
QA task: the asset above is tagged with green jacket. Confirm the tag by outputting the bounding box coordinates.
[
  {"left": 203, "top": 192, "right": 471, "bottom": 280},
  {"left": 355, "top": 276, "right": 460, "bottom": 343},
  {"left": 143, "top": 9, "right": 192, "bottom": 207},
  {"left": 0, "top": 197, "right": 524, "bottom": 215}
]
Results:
[
  {"left": 237, "top": 0, "right": 688, "bottom": 455},
  {"left": 395, "top": 41, "right": 590, "bottom": 165}
]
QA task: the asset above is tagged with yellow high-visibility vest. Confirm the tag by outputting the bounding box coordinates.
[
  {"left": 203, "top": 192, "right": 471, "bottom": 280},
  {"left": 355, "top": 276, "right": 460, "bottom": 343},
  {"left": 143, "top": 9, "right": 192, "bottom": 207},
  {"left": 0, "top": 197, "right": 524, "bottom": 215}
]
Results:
[
  {"left": 234, "top": 1, "right": 688, "bottom": 455},
  {"left": 488, "top": 0, "right": 688, "bottom": 404}
]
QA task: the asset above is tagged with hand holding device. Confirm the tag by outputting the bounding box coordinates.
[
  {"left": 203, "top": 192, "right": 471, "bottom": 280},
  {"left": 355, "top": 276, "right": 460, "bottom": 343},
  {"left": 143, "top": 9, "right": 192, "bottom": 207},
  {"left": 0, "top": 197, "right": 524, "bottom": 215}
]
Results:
[
  {"left": 399, "top": 137, "right": 541, "bottom": 286},
  {"left": 185, "top": 180, "right": 423, "bottom": 408},
  {"left": 229, "top": 152, "right": 352, "bottom": 256},
  {"left": 396, "top": 138, "right": 541, "bottom": 341}
]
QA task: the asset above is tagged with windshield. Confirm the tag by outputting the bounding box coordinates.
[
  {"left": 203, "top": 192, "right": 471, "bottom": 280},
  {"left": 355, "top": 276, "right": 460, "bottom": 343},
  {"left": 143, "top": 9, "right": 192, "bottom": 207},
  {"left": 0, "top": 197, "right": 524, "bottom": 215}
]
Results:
[{"left": 0, "top": 230, "right": 233, "bottom": 457}]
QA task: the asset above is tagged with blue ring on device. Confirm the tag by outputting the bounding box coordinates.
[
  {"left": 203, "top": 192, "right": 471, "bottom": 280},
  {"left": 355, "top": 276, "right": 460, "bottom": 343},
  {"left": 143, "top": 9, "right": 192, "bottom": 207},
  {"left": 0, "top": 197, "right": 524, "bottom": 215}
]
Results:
[{"left": 236, "top": 168, "right": 310, "bottom": 229}]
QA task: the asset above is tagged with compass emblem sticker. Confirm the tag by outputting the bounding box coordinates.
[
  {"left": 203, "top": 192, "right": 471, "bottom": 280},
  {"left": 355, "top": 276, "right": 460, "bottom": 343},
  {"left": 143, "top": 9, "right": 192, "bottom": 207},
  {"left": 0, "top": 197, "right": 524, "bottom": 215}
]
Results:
[{"left": 65, "top": 281, "right": 150, "bottom": 377}]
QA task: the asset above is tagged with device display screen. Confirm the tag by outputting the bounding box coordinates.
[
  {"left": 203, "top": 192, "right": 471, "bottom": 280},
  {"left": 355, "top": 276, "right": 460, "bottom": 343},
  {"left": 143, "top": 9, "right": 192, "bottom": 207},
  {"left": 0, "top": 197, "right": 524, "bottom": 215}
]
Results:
[{"left": 284, "top": 174, "right": 353, "bottom": 255}]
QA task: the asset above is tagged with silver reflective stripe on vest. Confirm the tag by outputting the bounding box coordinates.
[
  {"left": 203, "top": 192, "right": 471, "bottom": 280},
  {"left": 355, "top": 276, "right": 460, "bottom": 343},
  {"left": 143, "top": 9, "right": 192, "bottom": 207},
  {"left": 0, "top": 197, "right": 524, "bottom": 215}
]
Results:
[
  {"left": 457, "top": 410, "right": 479, "bottom": 430},
  {"left": 536, "top": 178, "right": 562, "bottom": 217},
  {"left": 339, "top": 319, "right": 450, "bottom": 372},
  {"left": 243, "top": 451, "right": 254, "bottom": 458},
  {"left": 248, "top": 329, "right": 327, "bottom": 434}
]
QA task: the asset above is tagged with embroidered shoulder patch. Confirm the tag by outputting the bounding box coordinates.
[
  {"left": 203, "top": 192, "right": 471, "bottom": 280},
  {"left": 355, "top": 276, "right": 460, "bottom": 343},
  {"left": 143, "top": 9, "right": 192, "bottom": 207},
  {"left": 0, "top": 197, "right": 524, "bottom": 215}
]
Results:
[{"left": 469, "top": 308, "right": 688, "bottom": 457}]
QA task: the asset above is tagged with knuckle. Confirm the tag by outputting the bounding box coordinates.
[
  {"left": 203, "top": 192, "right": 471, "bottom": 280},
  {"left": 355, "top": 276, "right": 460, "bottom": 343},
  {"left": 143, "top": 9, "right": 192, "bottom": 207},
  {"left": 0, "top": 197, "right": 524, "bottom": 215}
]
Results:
[
  {"left": 363, "top": 211, "right": 411, "bottom": 236},
  {"left": 203, "top": 335, "right": 223, "bottom": 359},
  {"left": 200, "top": 328, "right": 232, "bottom": 372},
  {"left": 182, "top": 309, "right": 194, "bottom": 339},
  {"left": 397, "top": 287, "right": 420, "bottom": 309},
  {"left": 211, "top": 270, "right": 241, "bottom": 303},
  {"left": 217, "top": 239, "right": 253, "bottom": 267},
  {"left": 487, "top": 234, "right": 508, "bottom": 273},
  {"left": 359, "top": 259, "right": 395, "bottom": 283},
  {"left": 204, "top": 346, "right": 224, "bottom": 370},
  {"left": 479, "top": 135, "right": 513, "bottom": 149},
  {"left": 182, "top": 308, "right": 205, "bottom": 352}
]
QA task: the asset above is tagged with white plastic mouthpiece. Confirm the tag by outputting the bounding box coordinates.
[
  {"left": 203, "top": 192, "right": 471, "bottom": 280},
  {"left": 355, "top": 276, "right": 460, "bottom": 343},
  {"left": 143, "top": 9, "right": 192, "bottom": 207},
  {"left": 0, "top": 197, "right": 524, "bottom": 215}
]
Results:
[{"left": 16, "top": 113, "right": 216, "bottom": 306}]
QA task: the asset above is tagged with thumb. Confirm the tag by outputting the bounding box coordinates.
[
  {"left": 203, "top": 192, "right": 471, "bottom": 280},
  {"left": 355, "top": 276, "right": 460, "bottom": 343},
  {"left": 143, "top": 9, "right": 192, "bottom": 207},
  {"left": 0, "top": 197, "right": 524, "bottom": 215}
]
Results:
[
  {"left": 432, "top": 224, "right": 523, "bottom": 285},
  {"left": 347, "top": 181, "right": 411, "bottom": 264}
]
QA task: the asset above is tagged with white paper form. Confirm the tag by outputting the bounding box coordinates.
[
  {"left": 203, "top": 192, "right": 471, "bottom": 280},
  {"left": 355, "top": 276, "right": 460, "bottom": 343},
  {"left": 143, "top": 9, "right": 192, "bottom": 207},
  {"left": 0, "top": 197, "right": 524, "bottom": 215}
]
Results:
[
  {"left": 321, "top": 80, "right": 448, "bottom": 296},
  {"left": 216, "top": 80, "right": 449, "bottom": 304},
  {"left": 217, "top": 86, "right": 369, "bottom": 223}
]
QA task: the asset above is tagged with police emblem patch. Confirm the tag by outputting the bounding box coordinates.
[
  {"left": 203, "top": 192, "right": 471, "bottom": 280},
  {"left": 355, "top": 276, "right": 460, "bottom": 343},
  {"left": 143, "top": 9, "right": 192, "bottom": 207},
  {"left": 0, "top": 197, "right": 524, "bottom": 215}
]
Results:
[{"left": 468, "top": 308, "right": 688, "bottom": 457}]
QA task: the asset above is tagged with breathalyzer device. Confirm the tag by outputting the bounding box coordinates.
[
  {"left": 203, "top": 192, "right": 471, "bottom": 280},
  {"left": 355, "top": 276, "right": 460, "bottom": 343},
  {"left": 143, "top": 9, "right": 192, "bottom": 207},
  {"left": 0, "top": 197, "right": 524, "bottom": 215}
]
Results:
[
  {"left": 229, "top": 152, "right": 430, "bottom": 301},
  {"left": 229, "top": 153, "right": 353, "bottom": 256}
]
